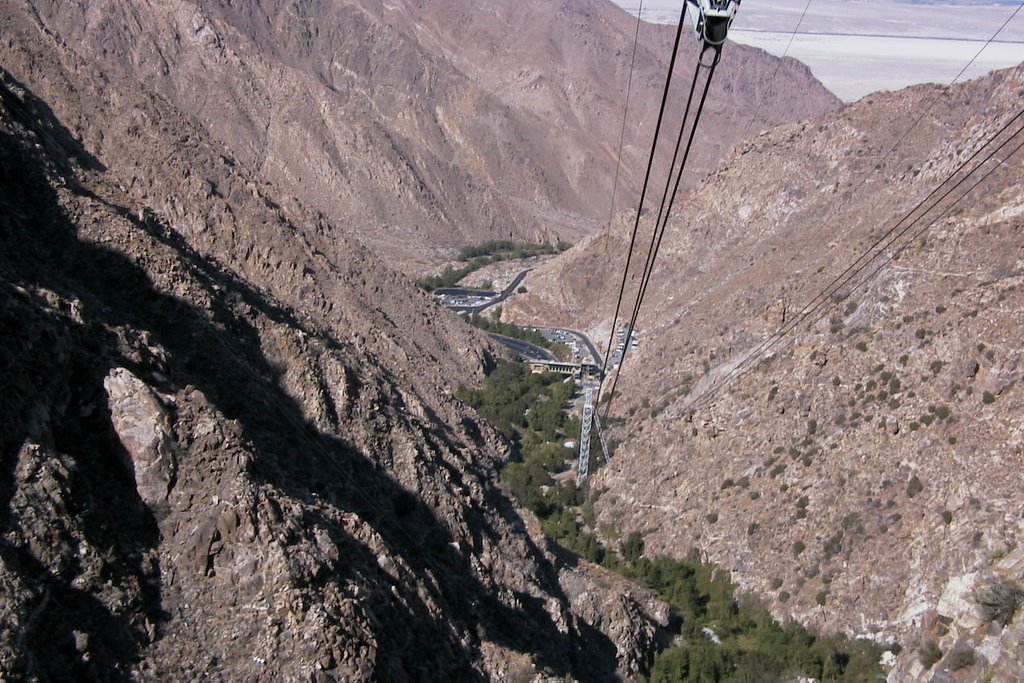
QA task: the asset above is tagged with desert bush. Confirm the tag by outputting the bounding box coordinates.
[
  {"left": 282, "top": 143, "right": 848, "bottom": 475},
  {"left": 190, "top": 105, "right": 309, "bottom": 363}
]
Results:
[
  {"left": 823, "top": 532, "right": 844, "bottom": 558},
  {"left": 907, "top": 476, "right": 924, "bottom": 497},
  {"left": 947, "top": 644, "right": 976, "bottom": 671},
  {"left": 918, "top": 640, "right": 942, "bottom": 669},
  {"left": 977, "top": 579, "right": 1024, "bottom": 627}
]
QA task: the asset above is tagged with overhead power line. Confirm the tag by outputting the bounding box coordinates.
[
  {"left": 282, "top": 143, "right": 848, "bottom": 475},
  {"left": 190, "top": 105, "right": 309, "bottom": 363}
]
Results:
[
  {"left": 741, "top": 0, "right": 814, "bottom": 138},
  {"left": 601, "top": 55, "right": 719, "bottom": 422},
  {"left": 599, "top": 3, "right": 690, "bottom": 381},
  {"left": 686, "top": 106, "right": 1024, "bottom": 414},
  {"left": 601, "top": 0, "right": 646, "bottom": 256}
]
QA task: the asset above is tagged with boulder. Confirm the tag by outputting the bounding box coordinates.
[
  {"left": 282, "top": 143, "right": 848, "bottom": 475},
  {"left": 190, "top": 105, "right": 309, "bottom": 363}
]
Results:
[{"left": 104, "top": 367, "right": 178, "bottom": 507}]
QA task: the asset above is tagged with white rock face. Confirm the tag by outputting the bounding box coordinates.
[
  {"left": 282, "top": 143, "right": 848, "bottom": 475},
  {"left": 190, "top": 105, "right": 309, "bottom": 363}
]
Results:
[
  {"left": 104, "top": 368, "right": 177, "bottom": 506},
  {"left": 937, "top": 572, "right": 985, "bottom": 630}
]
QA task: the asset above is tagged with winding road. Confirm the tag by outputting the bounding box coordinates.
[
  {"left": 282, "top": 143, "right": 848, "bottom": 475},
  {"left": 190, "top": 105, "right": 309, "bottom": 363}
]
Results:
[
  {"left": 446, "top": 269, "right": 532, "bottom": 315},
  {"left": 434, "top": 268, "right": 604, "bottom": 369}
]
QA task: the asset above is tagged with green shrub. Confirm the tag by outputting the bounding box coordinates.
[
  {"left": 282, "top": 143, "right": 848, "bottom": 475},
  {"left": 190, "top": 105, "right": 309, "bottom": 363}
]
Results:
[
  {"left": 793, "top": 540, "right": 806, "bottom": 556},
  {"left": 621, "top": 531, "right": 645, "bottom": 564},
  {"left": 982, "top": 391, "right": 996, "bottom": 404},
  {"left": 942, "top": 510, "right": 953, "bottom": 525},
  {"left": 823, "top": 531, "right": 844, "bottom": 558},
  {"left": 771, "top": 578, "right": 784, "bottom": 590},
  {"left": 815, "top": 590, "right": 828, "bottom": 606},
  {"left": 855, "top": 341, "right": 868, "bottom": 352},
  {"left": 705, "top": 512, "right": 719, "bottom": 524},
  {"left": 638, "top": 556, "right": 882, "bottom": 681}
]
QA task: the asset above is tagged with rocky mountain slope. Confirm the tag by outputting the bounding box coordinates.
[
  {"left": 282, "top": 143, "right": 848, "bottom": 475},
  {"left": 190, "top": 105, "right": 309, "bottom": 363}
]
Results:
[
  {"left": 0, "top": 6, "right": 675, "bottom": 679},
  {"left": 507, "top": 66, "right": 1024, "bottom": 678},
  {"left": 21, "top": 0, "right": 839, "bottom": 273}
]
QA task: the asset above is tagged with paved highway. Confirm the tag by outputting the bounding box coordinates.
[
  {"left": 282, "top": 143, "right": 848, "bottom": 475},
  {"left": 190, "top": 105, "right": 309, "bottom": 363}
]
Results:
[
  {"left": 432, "top": 269, "right": 604, "bottom": 370},
  {"left": 434, "top": 286, "right": 497, "bottom": 297},
  {"left": 446, "top": 269, "right": 532, "bottom": 315},
  {"left": 487, "top": 333, "right": 554, "bottom": 361}
]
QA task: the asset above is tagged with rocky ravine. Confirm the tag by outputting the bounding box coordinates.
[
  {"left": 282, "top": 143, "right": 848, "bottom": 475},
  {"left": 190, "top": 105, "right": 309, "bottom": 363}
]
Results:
[
  {"left": 0, "top": 19, "right": 672, "bottom": 683},
  {"left": 507, "top": 67, "right": 1024, "bottom": 679},
  {"left": 19, "top": 0, "right": 839, "bottom": 273}
]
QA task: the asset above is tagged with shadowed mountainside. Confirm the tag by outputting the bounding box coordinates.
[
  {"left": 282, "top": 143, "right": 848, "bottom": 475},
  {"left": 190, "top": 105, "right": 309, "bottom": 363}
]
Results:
[{"left": 0, "top": 20, "right": 671, "bottom": 681}]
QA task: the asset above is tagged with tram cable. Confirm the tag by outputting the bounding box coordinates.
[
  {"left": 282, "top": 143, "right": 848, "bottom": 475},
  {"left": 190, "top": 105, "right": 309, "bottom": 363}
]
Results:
[
  {"left": 599, "top": 3, "right": 691, "bottom": 380},
  {"left": 601, "top": 0, "right": 647, "bottom": 258},
  {"left": 741, "top": 0, "right": 814, "bottom": 138},
  {"left": 597, "top": 1, "right": 740, "bottom": 423},
  {"left": 601, "top": 53, "right": 720, "bottom": 422},
  {"left": 598, "top": 0, "right": 1022, "bottom": 423}
]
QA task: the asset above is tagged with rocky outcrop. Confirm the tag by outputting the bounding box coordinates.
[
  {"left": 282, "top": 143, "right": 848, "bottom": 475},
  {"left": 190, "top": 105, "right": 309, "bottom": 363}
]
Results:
[
  {"left": 0, "top": 42, "right": 668, "bottom": 683},
  {"left": 559, "top": 563, "right": 675, "bottom": 678},
  {"left": 104, "top": 368, "right": 178, "bottom": 507}
]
